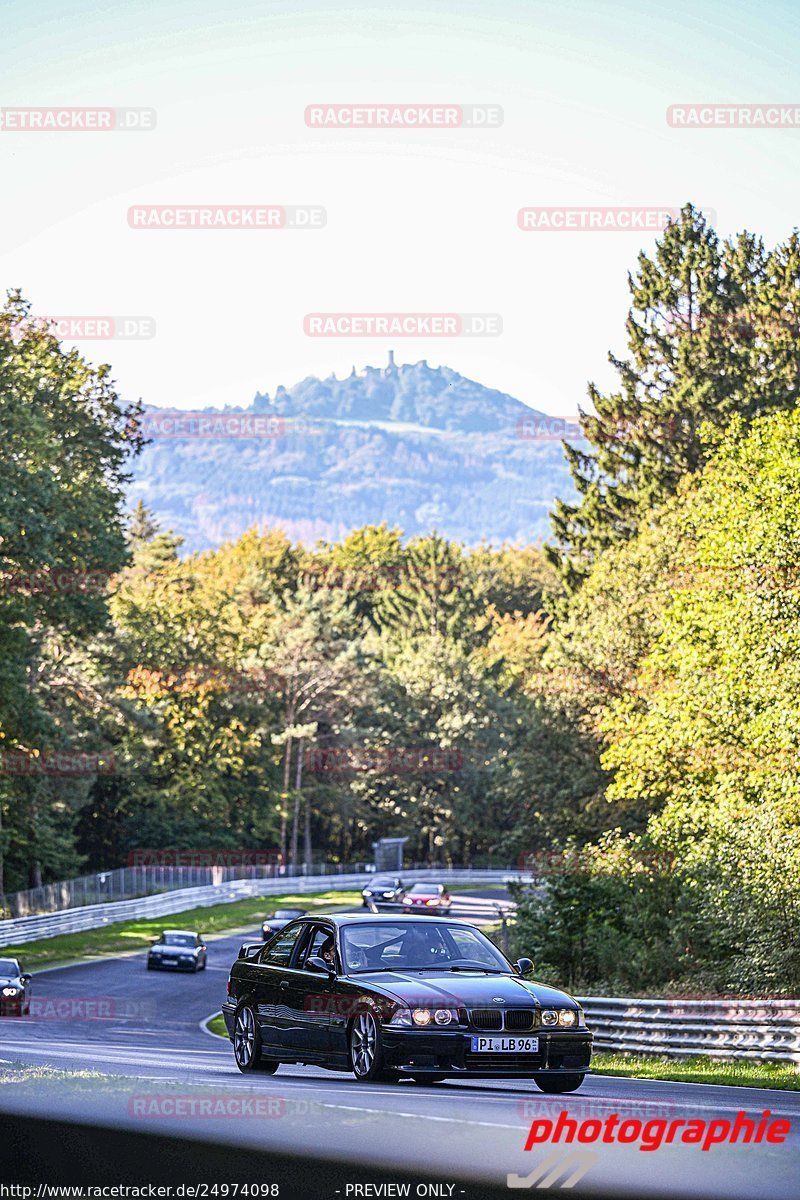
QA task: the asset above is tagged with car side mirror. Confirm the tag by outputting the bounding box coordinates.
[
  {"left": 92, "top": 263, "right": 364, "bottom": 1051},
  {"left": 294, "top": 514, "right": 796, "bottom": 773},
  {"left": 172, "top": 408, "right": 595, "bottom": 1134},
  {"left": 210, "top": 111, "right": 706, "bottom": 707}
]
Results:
[
  {"left": 20, "top": 974, "right": 31, "bottom": 984},
  {"left": 515, "top": 957, "right": 533, "bottom": 976},
  {"left": 306, "top": 955, "right": 335, "bottom": 976}
]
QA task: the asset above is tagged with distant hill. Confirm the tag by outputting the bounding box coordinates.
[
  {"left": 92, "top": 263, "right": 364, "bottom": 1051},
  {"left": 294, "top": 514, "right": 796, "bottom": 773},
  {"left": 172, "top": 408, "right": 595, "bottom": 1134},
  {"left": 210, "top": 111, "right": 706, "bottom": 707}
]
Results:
[{"left": 129, "top": 355, "right": 582, "bottom": 553}]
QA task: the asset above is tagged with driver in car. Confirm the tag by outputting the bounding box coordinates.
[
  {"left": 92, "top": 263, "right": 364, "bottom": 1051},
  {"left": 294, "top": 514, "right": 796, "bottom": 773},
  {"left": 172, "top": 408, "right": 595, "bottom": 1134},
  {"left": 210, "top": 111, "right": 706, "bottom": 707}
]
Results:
[{"left": 320, "top": 935, "right": 337, "bottom": 968}]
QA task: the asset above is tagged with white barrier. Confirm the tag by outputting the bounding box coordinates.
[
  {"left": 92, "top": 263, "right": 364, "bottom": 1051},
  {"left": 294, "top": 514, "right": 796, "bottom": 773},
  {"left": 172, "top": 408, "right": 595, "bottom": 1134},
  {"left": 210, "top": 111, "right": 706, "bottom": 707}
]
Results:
[
  {"left": 0, "top": 869, "right": 525, "bottom": 948},
  {"left": 579, "top": 995, "right": 800, "bottom": 1064}
]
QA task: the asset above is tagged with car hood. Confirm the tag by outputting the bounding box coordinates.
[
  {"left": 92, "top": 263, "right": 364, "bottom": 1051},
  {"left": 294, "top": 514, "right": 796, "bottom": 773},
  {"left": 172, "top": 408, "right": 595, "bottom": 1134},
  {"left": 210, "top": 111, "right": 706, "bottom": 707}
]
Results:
[
  {"left": 0, "top": 976, "right": 21, "bottom": 986},
  {"left": 354, "top": 971, "right": 578, "bottom": 1009}
]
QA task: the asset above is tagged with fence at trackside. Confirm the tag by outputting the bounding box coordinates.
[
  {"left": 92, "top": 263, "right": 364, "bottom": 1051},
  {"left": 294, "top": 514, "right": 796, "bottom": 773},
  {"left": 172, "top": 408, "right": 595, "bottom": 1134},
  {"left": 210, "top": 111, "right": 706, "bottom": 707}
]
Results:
[
  {"left": 3, "top": 860, "right": 377, "bottom": 919},
  {"left": 579, "top": 995, "right": 800, "bottom": 1064},
  {"left": 0, "top": 868, "right": 526, "bottom": 948}
]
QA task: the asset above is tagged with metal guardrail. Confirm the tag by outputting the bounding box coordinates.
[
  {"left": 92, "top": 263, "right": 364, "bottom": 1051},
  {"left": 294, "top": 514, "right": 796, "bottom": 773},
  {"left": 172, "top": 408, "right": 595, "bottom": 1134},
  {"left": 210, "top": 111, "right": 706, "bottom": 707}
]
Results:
[
  {"left": 0, "top": 869, "right": 527, "bottom": 948},
  {"left": 580, "top": 995, "right": 800, "bottom": 1064}
]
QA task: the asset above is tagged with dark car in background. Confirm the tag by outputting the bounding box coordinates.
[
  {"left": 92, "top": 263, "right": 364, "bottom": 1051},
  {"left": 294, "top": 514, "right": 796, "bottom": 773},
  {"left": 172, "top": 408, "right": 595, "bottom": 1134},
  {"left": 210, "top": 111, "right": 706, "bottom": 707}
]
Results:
[
  {"left": 0, "top": 957, "right": 31, "bottom": 1016},
  {"left": 402, "top": 882, "right": 452, "bottom": 916},
  {"left": 147, "top": 930, "right": 207, "bottom": 972},
  {"left": 261, "top": 908, "right": 308, "bottom": 939},
  {"left": 222, "top": 914, "right": 591, "bottom": 1091},
  {"left": 362, "top": 877, "right": 406, "bottom": 908}
]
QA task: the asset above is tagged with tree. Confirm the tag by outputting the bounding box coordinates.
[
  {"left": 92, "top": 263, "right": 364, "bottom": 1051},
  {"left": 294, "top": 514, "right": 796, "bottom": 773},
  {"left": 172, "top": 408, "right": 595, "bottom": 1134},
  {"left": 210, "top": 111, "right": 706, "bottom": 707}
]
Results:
[
  {"left": 548, "top": 205, "right": 800, "bottom": 592},
  {"left": 0, "top": 291, "right": 139, "bottom": 893}
]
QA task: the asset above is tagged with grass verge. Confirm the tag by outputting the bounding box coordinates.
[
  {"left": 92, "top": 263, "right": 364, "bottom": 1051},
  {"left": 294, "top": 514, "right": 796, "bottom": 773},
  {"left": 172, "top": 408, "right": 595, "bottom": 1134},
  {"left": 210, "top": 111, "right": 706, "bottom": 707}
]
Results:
[
  {"left": 206, "top": 1013, "right": 228, "bottom": 1038},
  {"left": 592, "top": 1052, "right": 800, "bottom": 1090},
  {"left": 7, "top": 890, "right": 359, "bottom": 971}
]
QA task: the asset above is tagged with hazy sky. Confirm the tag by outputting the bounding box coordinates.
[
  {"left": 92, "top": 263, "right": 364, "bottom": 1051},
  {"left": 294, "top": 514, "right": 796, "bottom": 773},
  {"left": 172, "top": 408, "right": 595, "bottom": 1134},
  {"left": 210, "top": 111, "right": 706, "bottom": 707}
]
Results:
[{"left": 1, "top": 0, "right": 798, "bottom": 416}]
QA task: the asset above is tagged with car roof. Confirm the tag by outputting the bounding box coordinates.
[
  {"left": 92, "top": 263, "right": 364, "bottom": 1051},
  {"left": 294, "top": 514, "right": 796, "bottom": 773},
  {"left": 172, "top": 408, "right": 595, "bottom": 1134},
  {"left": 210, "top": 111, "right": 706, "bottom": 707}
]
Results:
[
  {"left": 162, "top": 929, "right": 199, "bottom": 935},
  {"left": 304, "top": 913, "right": 471, "bottom": 928}
]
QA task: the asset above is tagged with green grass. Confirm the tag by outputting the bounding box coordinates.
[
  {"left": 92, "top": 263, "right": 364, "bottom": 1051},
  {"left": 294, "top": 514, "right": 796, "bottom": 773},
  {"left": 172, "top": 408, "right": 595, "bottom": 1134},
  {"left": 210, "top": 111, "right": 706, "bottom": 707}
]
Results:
[
  {"left": 593, "top": 1052, "right": 800, "bottom": 1090},
  {"left": 206, "top": 1012, "right": 228, "bottom": 1038},
  {"left": 8, "top": 889, "right": 360, "bottom": 971}
]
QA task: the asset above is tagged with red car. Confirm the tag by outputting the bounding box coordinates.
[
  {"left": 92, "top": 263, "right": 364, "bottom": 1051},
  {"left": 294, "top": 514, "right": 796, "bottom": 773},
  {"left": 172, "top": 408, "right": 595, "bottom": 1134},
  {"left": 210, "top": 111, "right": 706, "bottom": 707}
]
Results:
[{"left": 402, "top": 882, "right": 452, "bottom": 916}]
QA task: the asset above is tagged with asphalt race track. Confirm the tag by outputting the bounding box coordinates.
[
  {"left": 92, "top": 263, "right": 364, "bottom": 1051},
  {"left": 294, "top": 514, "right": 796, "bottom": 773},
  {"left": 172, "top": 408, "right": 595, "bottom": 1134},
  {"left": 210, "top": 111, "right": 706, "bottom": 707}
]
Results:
[{"left": 0, "top": 896, "right": 798, "bottom": 1200}]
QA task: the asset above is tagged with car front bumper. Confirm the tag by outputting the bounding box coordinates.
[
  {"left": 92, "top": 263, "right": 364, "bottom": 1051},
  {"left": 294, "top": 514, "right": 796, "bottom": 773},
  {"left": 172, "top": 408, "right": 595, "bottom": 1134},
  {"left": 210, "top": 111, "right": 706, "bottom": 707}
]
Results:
[
  {"left": 148, "top": 957, "right": 197, "bottom": 970},
  {"left": 380, "top": 1027, "right": 592, "bottom": 1077}
]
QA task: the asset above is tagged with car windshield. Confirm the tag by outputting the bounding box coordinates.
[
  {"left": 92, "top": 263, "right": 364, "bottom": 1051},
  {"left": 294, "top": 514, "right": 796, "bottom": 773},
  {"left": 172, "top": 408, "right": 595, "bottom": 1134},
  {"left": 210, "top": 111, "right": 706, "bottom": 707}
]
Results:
[
  {"left": 162, "top": 933, "right": 196, "bottom": 946},
  {"left": 371, "top": 880, "right": 395, "bottom": 888},
  {"left": 340, "top": 922, "right": 511, "bottom": 973},
  {"left": 0, "top": 958, "right": 19, "bottom": 975},
  {"left": 408, "top": 883, "right": 439, "bottom": 894},
  {"left": 270, "top": 910, "right": 305, "bottom": 919}
]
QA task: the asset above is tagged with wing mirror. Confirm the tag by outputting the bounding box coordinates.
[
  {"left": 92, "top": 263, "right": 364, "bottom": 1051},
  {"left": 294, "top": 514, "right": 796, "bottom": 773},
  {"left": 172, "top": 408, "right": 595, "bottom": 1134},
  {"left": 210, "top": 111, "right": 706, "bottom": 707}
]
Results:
[
  {"left": 306, "top": 955, "right": 335, "bottom": 976},
  {"left": 515, "top": 957, "right": 533, "bottom": 976},
  {"left": 20, "top": 974, "right": 31, "bottom": 984}
]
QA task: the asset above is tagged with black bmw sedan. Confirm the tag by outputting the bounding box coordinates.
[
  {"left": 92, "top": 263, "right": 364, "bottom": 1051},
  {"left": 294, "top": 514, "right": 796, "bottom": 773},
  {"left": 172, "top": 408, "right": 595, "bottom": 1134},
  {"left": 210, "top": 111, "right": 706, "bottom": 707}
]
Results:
[
  {"left": 147, "top": 930, "right": 207, "bottom": 971},
  {"left": 222, "top": 914, "right": 591, "bottom": 1091}
]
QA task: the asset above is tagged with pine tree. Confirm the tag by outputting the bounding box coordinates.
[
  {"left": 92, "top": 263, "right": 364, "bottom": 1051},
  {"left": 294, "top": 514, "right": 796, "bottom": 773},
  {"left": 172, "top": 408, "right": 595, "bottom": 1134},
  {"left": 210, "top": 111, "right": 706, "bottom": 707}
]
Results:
[{"left": 548, "top": 204, "right": 800, "bottom": 591}]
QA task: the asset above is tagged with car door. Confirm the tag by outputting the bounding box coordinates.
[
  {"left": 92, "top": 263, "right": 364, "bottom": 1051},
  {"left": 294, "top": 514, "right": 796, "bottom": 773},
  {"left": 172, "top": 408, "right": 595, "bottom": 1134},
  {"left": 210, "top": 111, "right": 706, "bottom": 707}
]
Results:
[
  {"left": 277, "top": 923, "right": 339, "bottom": 1055},
  {"left": 250, "top": 922, "right": 307, "bottom": 1051}
]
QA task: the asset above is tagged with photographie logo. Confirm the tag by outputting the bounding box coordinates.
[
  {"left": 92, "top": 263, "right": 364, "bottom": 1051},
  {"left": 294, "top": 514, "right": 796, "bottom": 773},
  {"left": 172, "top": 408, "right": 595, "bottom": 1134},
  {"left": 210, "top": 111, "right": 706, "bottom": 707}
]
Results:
[
  {"left": 12, "top": 316, "right": 155, "bottom": 341},
  {"left": 508, "top": 1148, "right": 598, "bottom": 1190},
  {"left": 312, "top": 745, "right": 464, "bottom": 775},
  {"left": 139, "top": 411, "right": 285, "bottom": 439},
  {"left": 0, "top": 107, "right": 156, "bottom": 132},
  {"left": 516, "top": 415, "right": 583, "bottom": 441},
  {"left": 521, "top": 1108, "right": 791, "bottom": 1154},
  {"left": 518, "top": 207, "right": 680, "bottom": 232},
  {"left": 128, "top": 205, "right": 325, "bottom": 230},
  {"left": 305, "top": 103, "right": 503, "bottom": 128},
  {"left": 0, "top": 750, "right": 116, "bottom": 777},
  {"left": 127, "top": 848, "right": 280, "bottom": 868},
  {"left": 304, "top": 313, "right": 502, "bottom": 337},
  {"left": 667, "top": 104, "right": 800, "bottom": 128}
]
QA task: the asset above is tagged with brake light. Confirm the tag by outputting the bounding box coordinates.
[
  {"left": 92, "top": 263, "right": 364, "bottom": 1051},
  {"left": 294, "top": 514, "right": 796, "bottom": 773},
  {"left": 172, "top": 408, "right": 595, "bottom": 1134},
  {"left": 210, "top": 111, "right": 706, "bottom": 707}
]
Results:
[{"left": 226, "top": 977, "right": 233, "bottom": 995}]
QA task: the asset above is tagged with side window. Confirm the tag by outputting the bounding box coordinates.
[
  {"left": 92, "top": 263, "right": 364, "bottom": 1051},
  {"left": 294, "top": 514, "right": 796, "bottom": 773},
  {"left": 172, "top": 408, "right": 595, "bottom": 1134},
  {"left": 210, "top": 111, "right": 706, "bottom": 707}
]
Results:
[
  {"left": 300, "top": 926, "right": 334, "bottom": 968},
  {"left": 261, "top": 923, "right": 305, "bottom": 966}
]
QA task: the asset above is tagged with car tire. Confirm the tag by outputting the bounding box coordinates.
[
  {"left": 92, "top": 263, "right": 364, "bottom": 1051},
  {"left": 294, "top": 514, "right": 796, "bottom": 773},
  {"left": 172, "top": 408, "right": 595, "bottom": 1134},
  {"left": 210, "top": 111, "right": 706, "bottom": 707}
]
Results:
[
  {"left": 349, "top": 1011, "right": 392, "bottom": 1083},
  {"left": 533, "top": 1073, "right": 586, "bottom": 1093},
  {"left": 233, "top": 1003, "right": 280, "bottom": 1074}
]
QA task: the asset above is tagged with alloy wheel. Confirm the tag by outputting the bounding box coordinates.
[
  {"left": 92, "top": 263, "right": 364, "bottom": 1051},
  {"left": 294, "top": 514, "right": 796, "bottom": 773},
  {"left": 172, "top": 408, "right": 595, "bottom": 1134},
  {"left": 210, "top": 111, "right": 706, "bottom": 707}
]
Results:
[
  {"left": 351, "top": 1011, "right": 377, "bottom": 1076},
  {"left": 234, "top": 1006, "right": 255, "bottom": 1067}
]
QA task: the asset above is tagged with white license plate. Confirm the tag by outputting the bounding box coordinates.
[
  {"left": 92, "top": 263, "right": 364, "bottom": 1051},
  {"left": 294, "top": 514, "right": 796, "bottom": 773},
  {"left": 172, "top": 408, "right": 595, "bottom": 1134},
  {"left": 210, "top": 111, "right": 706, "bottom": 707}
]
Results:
[{"left": 471, "top": 1036, "right": 539, "bottom": 1053}]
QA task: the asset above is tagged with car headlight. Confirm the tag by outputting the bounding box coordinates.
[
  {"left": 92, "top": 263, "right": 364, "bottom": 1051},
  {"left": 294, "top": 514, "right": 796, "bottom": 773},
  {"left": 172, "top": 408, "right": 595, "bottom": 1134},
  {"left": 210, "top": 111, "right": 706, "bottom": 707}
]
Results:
[
  {"left": 541, "top": 1008, "right": 578, "bottom": 1027},
  {"left": 425, "top": 898, "right": 439, "bottom": 906},
  {"left": 2, "top": 987, "right": 20, "bottom": 996}
]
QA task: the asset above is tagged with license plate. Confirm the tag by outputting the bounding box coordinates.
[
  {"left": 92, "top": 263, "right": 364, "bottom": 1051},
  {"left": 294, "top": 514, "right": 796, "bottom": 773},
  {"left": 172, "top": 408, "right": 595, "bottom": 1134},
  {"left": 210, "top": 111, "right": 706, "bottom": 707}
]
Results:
[{"left": 471, "top": 1036, "right": 539, "bottom": 1053}]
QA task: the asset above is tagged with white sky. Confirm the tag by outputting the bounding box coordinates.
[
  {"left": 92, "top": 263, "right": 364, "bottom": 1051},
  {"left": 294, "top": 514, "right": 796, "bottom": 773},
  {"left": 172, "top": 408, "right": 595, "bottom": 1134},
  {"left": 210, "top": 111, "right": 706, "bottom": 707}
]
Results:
[{"left": 1, "top": 0, "right": 799, "bottom": 415}]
